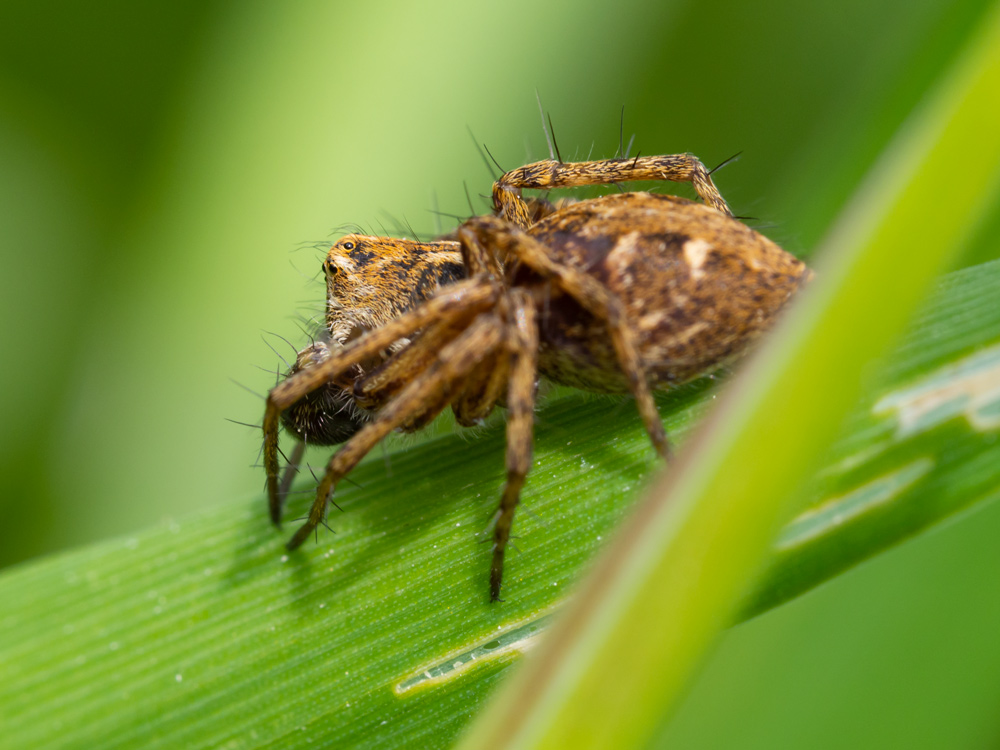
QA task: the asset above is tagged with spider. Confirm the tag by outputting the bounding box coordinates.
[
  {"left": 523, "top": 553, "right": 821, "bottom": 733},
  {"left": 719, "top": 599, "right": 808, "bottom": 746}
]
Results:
[{"left": 263, "top": 153, "right": 810, "bottom": 601}]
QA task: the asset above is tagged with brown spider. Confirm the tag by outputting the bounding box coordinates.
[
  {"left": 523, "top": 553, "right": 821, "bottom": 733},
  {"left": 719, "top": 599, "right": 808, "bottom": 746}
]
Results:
[{"left": 263, "top": 154, "right": 809, "bottom": 601}]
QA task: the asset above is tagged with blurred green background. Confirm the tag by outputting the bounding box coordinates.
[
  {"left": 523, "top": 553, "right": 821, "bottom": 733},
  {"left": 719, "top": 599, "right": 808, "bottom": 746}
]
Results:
[{"left": 2, "top": 0, "right": 998, "bottom": 747}]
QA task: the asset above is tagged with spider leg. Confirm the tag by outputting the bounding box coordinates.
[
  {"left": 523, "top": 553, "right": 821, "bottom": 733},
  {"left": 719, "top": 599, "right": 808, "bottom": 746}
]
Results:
[
  {"left": 353, "top": 310, "right": 477, "bottom": 419},
  {"left": 276, "top": 439, "right": 307, "bottom": 516},
  {"left": 492, "top": 154, "right": 731, "bottom": 228},
  {"left": 286, "top": 312, "right": 506, "bottom": 551},
  {"left": 490, "top": 289, "right": 539, "bottom": 601},
  {"left": 457, "top": 216, "right": 505, "bottom": 279},
  {"left": 451, "top": 347, "right": 508, "bottom": 426},
  {"left": 443, "top": 229, "right": 512, "bottom": 428},
  {"left": 465, "top": 217, "right": 671, "bottom": 460},
  {"left": 264, "top": 278, "right": 498, "bottom": 525}
]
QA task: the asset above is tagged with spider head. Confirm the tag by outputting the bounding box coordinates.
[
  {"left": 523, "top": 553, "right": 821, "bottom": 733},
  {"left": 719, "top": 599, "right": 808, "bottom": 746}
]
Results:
[{"left": 323, "top": 234, "right": 463, "bottom": 346}]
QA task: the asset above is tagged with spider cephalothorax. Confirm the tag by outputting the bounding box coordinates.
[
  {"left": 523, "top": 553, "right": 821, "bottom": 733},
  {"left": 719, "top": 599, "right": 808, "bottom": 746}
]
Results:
[{"left": 263, "top": 154, "right": 809, "bottom": 600}]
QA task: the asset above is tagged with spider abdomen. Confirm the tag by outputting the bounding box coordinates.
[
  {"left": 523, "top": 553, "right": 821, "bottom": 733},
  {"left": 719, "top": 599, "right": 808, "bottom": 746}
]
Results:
[{"left": 527, "top": 192, "right": 809, "bottom": 392}]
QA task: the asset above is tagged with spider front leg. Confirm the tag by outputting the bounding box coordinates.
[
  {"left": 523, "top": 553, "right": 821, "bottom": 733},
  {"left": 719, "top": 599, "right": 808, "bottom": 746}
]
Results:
[
  {"left": 489, "top": 289, "right": 539, "bottom": 601},
  {"left": 287, "top": 312, "right": 506, "bottom": 551},
  {"left": 492, "top": 154, "right": 732, "bottom": 228},
  {"left": 264, "top": 278, "right": 498, "bottom": 526}
]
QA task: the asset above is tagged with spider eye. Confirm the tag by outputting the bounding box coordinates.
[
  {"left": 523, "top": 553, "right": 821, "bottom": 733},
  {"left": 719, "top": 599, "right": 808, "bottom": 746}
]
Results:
[
  {"left": 342, "top": 241, "right": 355, "bottom": 250},
  {"left": 325, "top": 261, "right": 339, "bottom": 276}
]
